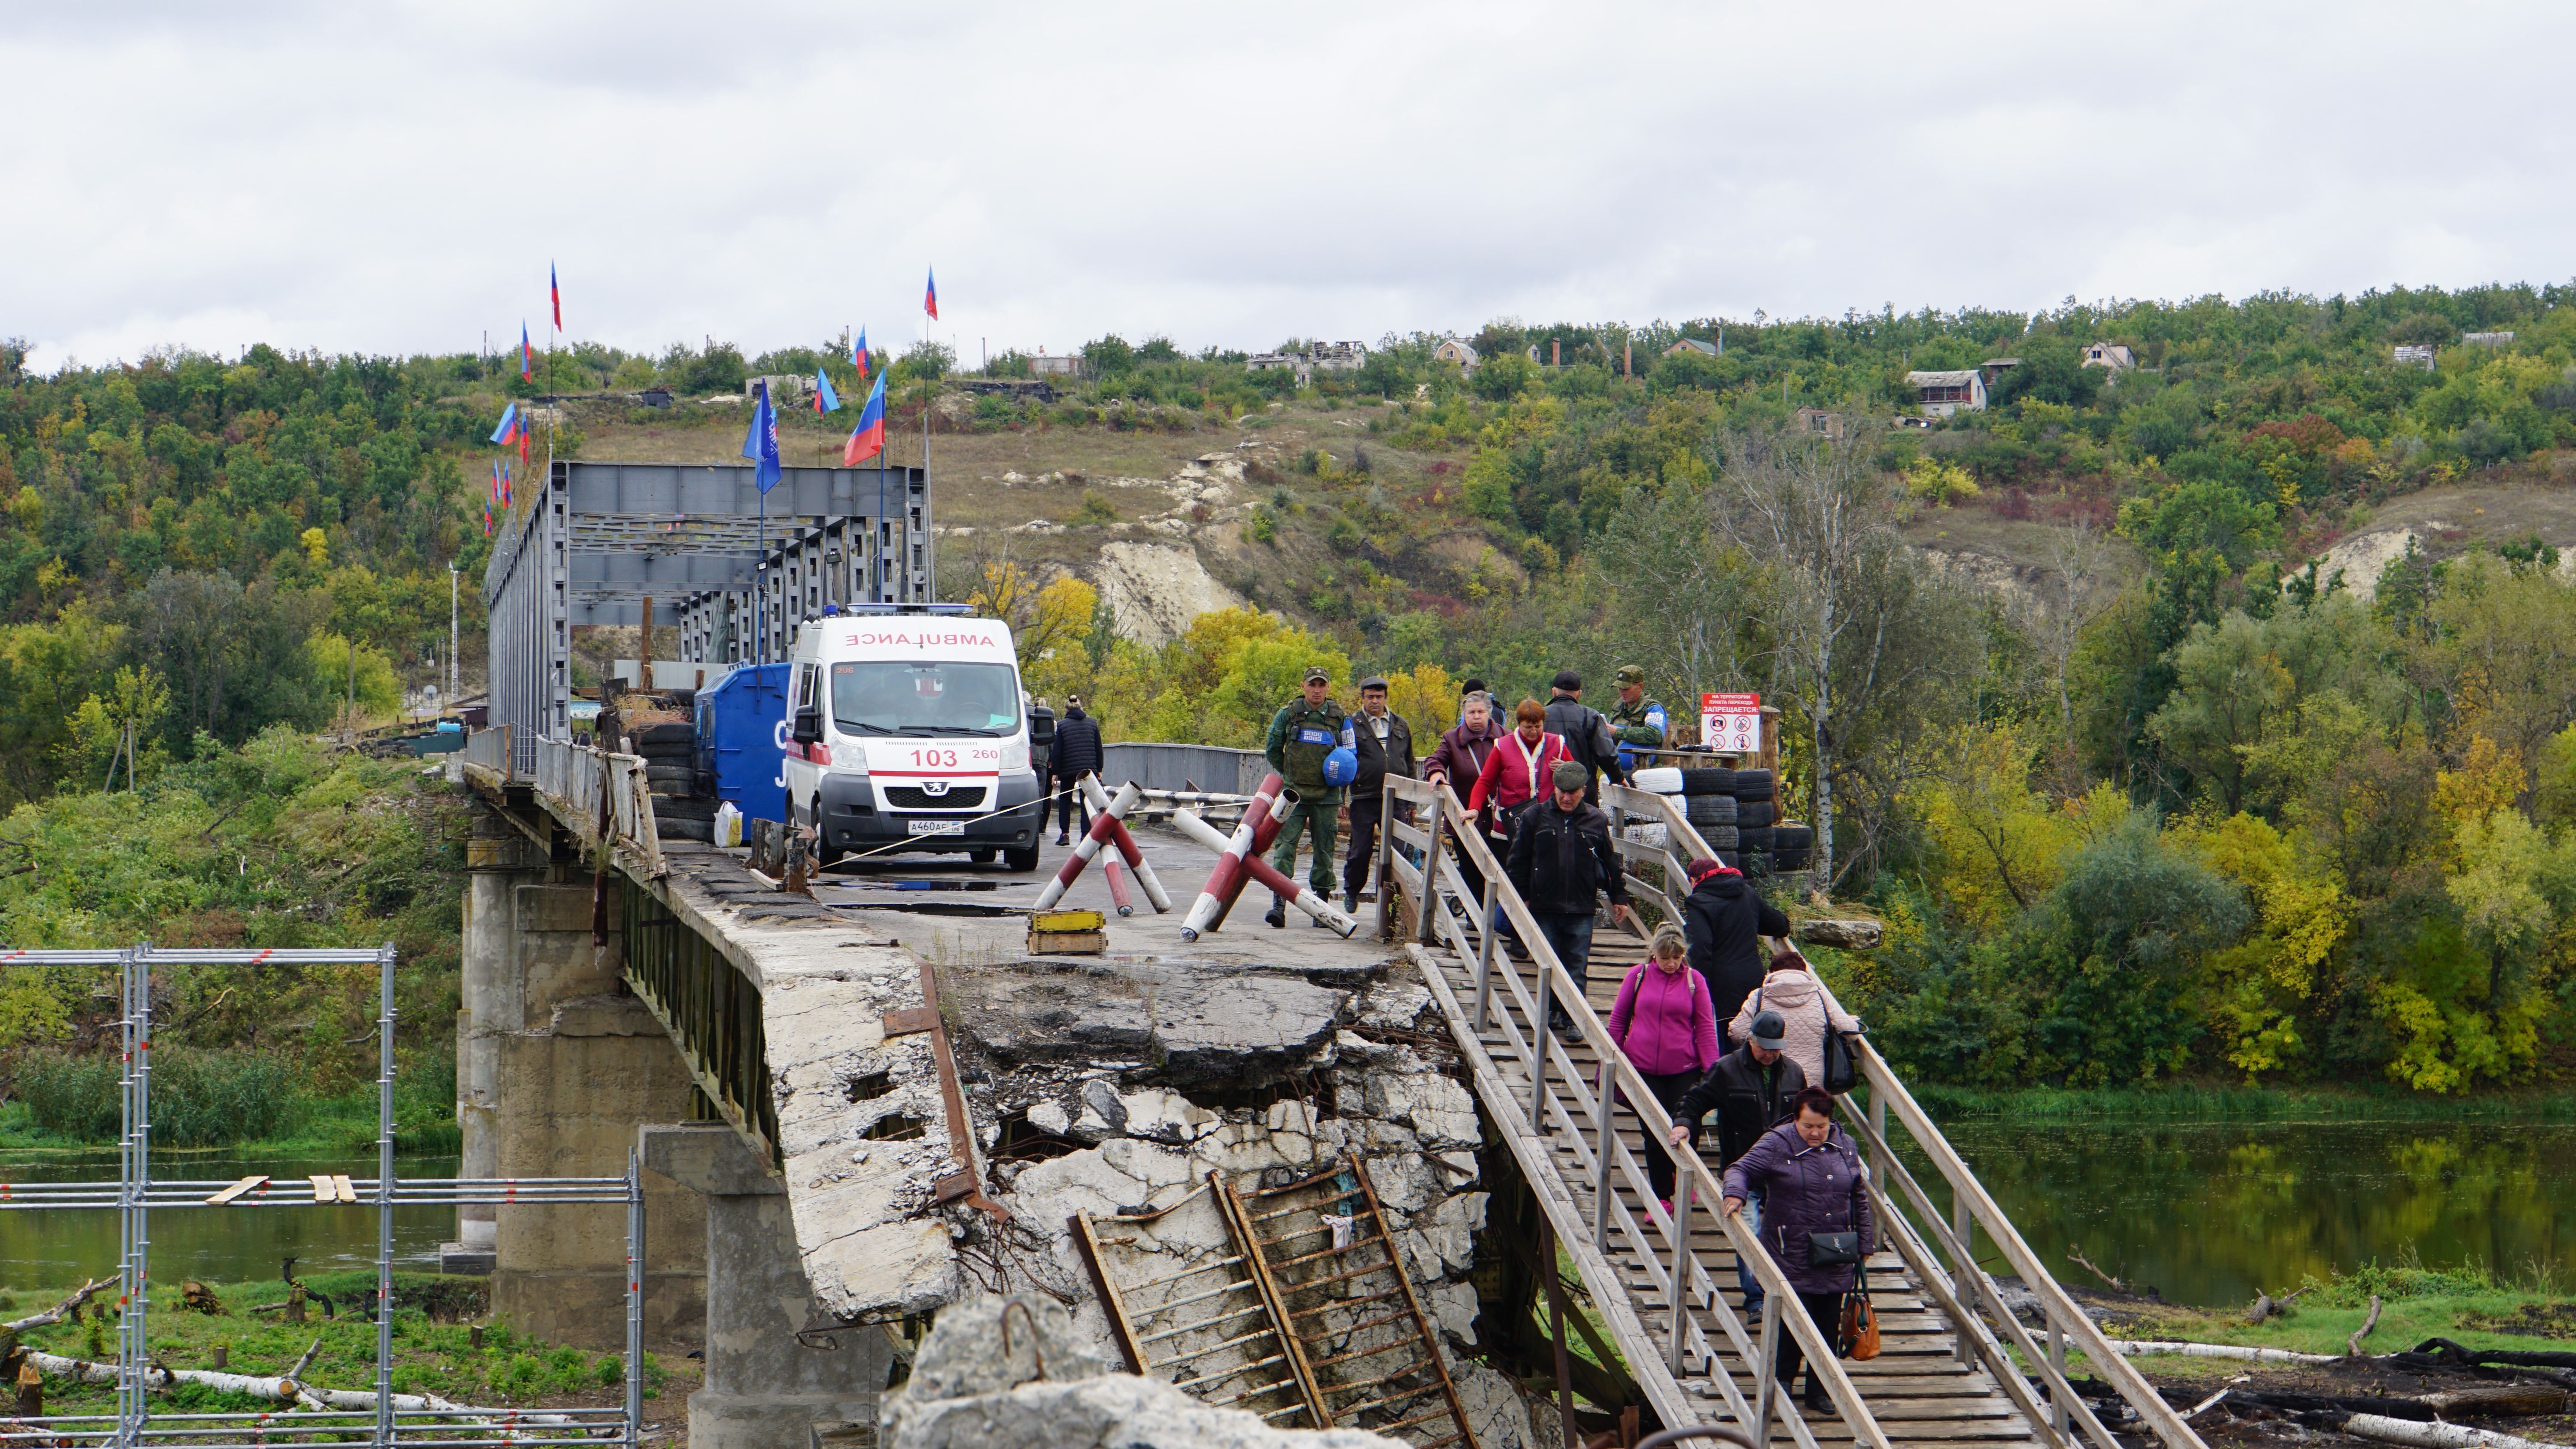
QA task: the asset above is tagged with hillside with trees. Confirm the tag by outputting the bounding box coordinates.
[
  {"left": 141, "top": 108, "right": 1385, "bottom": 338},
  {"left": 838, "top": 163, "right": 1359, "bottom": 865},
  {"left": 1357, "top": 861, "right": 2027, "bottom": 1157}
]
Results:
[{"left": 8, "top": 280, "right": 2576, "bottom": 1093}]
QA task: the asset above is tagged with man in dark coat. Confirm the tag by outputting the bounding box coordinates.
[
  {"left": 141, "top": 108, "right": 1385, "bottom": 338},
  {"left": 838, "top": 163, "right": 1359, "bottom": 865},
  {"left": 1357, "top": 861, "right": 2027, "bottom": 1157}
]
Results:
[
  {"left": 1507, "top": 761, "right": 1637, "bottom": 1039},
  {"left": 1341, "top": 675, "right": 1416, "bottom": 912},
  {"left": 1722, "top": 1087, "right": 1875, "bottom": 1414},
  {"left": 1682, "top": 857, "right": 1793, "bottom": 1041},
  {"left": 1669, "top": 1009, "right": 1808, "bottom": 1325},
  {"left": 1049, "top": 696, "right": 1104, "bottom": 845},
  {"left": 1542, "top": 669, "right": 1624, "bottom": 804}
]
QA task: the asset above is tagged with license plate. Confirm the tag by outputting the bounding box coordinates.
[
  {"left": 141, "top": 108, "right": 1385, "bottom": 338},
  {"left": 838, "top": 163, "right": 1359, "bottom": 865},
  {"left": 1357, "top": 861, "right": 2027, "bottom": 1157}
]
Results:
[{"left": 906, "top": 819, "right": 966, "bottom": 836}]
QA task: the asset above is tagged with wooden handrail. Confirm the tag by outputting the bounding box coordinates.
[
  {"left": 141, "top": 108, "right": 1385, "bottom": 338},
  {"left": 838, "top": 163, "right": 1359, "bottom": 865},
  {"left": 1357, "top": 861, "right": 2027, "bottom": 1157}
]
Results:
[{"left": 1384, "top": 776, "right": 1888, "bottom": 1448}]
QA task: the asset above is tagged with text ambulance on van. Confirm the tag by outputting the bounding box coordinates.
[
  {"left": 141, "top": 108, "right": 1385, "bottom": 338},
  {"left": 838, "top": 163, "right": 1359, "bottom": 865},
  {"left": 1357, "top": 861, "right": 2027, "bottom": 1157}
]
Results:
[{"left": 780, "top": 606, "right": 1048, "bottom": 871}]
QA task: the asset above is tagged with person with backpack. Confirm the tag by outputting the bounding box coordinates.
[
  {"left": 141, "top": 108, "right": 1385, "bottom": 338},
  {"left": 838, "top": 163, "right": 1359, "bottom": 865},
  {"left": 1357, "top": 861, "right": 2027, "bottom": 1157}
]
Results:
[
  {"left": 1728, "top": 949, "right": 1862, "bottom": 1090},
  {"left": 1681, "top": 856, "right": 1793, "bottom": 1041},
  {"left": 1668, "top": 1007, "right": 1809, "bottom": 1325},
  {"left": 1608, "top": 925, "right": 1717, "bottom": 1220}
]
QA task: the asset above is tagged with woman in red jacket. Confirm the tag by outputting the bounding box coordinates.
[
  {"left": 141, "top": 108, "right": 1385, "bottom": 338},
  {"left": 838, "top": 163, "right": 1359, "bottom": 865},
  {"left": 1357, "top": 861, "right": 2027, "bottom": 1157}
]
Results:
[
  {"left": 1467, "top": 698, "right": 1569, "bottom": 839},
  {"left": 1610, "top": 925, "right": 1719, "bottom": 1219}
]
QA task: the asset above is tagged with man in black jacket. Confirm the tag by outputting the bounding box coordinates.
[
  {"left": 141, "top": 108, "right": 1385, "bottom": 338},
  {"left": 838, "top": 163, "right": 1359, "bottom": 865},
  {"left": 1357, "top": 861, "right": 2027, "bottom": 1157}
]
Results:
[
  {"left": 1508, "top": 761, "right": 1637, "bottom": 1040},
  {"left": 1341, "top": 675, "right": 1415, "bottom": 913},
  {"left": 1681, "top": 856, "right": 1792, "bottom": 1043},
  {"left": 1542, "top": 670, "right": 1624, "bottom": 805},
  {"left": 1049, "top": 696, "right": 1104, "bottom": 845},
  {"left": 1668, "top": 1009, "right": 1806, "bottom": 1325}
]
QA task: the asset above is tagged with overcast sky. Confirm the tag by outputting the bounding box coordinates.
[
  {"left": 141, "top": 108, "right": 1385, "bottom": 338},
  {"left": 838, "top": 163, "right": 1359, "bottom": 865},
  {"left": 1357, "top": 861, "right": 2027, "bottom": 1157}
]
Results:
[{"left": 8, "top": 2, "right": 2573, "bottom": 373}]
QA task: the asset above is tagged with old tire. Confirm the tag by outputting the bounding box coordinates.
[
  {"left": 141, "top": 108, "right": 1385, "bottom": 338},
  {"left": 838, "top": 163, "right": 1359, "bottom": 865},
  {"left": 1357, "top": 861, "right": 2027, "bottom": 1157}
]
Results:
[
  {"left": 1684, "top": 794, "right": 1738, "bottom": 826},
  {"left": 1737, "top": 825, "right": 1775, "bottom": 853},
  {"left": 1716, "top": 851, "right": 1742, "bottom": 871},
  {"left": 1731, "top": 768, "right": 1774, "bottom": 801},
  {"left": 636, "top": 737, "right": 695, "bottom": 760},
  {"left": 1700, "top": 825, "right": 1740, "bottom": 851},
  {"left": 1680, "top": 767, "right": 1736, "bottom": 796},
  {"left": 655, "top": 797, "right": 719, "bottom": 822},
  {"left": 1737, "top": 800, "right": 1777, "bottom": 828},
  {"left": 644, "top": 762, "right": 693, "bottom": 785},
  {"left": 1003, "top": 844, "right": 1041, "bottom": 873},
  {"left": 656, "top": 817, "right": 713, "bottom": 843},
  {"left": 633, "top": 721, "right": 695, "bottom": 749}
]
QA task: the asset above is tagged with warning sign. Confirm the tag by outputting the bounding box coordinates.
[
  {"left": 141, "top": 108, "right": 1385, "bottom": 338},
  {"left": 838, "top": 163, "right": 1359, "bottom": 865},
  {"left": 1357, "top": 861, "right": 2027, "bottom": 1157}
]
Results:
[{"left": 1700, "top": 693, "right": 1762, "bottom": 755}]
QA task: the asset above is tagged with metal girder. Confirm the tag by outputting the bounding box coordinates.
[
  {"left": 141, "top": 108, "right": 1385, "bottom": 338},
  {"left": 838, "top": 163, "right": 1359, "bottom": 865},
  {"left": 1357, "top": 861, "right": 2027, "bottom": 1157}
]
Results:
[{"left": 558, "top": 461, "right": 922, "bottom": 518}]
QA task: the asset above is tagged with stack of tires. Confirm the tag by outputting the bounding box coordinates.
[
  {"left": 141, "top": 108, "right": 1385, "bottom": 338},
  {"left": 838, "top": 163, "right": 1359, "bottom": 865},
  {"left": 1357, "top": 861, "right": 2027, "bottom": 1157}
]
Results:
[
  {"left": 633, "top": 717, "right": 719, "bottom": 843},
  {"left": 1730, "top": 768, "right": 1777, "bottom": 873},
  {"left": 1677, "top": 766, "right": 1741, "bottom": 870}
]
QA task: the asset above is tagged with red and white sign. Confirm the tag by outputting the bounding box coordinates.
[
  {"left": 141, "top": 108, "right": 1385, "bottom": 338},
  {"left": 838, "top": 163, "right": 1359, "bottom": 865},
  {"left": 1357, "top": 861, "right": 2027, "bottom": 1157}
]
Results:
[{"left": 1701, "top": 693, "right": 1762, "bottom": 755}]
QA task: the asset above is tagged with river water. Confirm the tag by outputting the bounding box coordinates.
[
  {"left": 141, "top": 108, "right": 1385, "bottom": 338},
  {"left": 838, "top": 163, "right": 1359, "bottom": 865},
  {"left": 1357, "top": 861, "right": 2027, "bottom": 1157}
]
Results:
[
  {"left": 1918, "top": 1119, "right": 2576, "bottom": 1307},
  {"left": 0, "top": 1155, "right": 462, "bottom": 1292}
]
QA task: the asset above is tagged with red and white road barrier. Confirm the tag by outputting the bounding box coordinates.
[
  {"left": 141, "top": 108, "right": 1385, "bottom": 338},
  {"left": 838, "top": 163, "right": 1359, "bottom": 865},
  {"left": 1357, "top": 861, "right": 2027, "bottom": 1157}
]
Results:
[
  {"left": 1031, "top": 778, "right": 1146, "bottom": 912},
  {"left": 1179, "top": 774, "right": 1285, "bottom": 941},
  {"left": 1077, "top": 774, "right": 1174, "bottom": 913},
  {"left": 1170, "top": 807, "right": 1358, "bottom": 937}
]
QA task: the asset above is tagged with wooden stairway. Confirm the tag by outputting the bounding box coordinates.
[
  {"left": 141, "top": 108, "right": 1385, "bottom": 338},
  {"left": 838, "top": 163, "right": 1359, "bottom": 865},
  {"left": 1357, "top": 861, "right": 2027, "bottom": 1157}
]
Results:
[{"left": 1379, "top": 776, "right": 2205, "bottom": 1449}]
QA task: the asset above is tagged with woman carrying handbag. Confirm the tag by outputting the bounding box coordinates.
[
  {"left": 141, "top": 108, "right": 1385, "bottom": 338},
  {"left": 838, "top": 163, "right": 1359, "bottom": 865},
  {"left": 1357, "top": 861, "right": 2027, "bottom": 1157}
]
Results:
[{"left": 1719, "top": 1086, "right": 1875, "bottom": 1416}]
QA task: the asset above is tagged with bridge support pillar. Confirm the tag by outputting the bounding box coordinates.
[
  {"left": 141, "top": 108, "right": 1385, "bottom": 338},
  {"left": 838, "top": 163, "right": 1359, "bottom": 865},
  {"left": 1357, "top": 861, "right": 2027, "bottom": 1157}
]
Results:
[
  {"left": 644, "top": 1123, "right": 890, "bottom": 1449},
  {"left": 459, "top": 815, "right": 705, "bottom": 1349}
]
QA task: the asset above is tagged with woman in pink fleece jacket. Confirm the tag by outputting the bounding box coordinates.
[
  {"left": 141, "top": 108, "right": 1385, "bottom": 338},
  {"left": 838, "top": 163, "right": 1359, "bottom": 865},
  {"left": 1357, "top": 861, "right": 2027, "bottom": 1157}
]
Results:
[{"left": 1610, "top": 925, "right": 1719, "bottom": 1217}]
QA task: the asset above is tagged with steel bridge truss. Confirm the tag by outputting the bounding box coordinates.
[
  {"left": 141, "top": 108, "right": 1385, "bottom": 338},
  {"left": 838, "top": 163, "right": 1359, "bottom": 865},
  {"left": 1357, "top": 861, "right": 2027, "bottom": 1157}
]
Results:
[
  {"left": 0, "top": 944, "right": 644, "bottom": 1448},
  {"left": 484, "top": 460, "right": 931, "bottom": 751}
]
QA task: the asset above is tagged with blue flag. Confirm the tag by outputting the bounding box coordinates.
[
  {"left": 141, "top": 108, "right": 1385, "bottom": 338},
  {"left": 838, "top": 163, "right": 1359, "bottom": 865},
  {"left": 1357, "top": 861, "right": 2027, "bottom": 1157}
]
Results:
[
  {"left": 740, "top": 380, "right": 781, "bottom": 493},
  {"left": 489, "top": 401, "right": 518, "bottom": 445},
  {"left": 814, "top": 369, "right": 841, "bottom": 414}
]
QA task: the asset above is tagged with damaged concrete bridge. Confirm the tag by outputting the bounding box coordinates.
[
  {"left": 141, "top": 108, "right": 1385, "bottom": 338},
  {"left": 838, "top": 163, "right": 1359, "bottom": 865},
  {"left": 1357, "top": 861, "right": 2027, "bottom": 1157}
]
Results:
[{"left": 454, "top": 724, "right": 2205, "bottom": 1449}]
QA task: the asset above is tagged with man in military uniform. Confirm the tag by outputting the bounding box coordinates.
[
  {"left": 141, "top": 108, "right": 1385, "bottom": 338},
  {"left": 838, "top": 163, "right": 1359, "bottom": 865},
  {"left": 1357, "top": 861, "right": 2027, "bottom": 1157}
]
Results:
[
  {"left": 1608, "top": 664, "right": 1669, "bottom": 776},
  {"left": 1263, "top": 665, "right": 1355, "bottom": 926}
]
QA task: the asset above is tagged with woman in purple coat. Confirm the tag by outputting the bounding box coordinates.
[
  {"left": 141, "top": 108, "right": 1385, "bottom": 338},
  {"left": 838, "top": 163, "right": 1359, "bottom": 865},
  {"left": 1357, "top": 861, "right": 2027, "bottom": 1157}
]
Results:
[{"left": 1721, "top": 1087, "right": 1874, "bottom": 1416}]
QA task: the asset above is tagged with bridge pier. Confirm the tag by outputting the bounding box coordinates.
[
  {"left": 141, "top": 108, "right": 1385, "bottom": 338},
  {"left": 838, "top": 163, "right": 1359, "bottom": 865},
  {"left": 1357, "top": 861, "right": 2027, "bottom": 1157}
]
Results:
[
  {"left": 644, "top": 1124, "right": 891, "bottom": 1449},
  {"left": 458, "top": 813, "right": 707, "bottom": 1350}
]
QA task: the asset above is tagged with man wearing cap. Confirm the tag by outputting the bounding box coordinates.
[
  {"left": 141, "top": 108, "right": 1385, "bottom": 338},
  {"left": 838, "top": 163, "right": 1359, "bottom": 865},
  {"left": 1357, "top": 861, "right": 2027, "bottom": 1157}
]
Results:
[
  {"left": 1263, "top": 666, "right": 1357, "bottom": 927},
  {"left": 1668, "top": 1008, "right": 1808, "bottom": 1325},
  {"left": 1508, "top": 759, "right": 1637, "bottom": 1039},
  {"left": 1607, "top": 665, "right": 1668, "bottom": 776},
  {"left": 1542, "top": 670, "right": 1624, "bottom": 805},
  {"left": 1341, "top": 675, "right": 1415, "bottom": 914}
]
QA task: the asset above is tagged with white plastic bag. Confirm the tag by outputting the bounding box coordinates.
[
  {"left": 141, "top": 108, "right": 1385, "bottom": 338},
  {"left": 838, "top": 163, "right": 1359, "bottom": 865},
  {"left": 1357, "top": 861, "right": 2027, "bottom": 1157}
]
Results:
[{"left": 714, "top": 801, "right": 744, "bottom": 848}]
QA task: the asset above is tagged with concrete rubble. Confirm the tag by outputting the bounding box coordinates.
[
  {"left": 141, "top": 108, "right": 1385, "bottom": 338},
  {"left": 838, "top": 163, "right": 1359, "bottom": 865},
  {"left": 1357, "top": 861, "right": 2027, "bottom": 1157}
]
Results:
[{"left": 887, "top": 1294, "right": 1406, "bottom": 1449}]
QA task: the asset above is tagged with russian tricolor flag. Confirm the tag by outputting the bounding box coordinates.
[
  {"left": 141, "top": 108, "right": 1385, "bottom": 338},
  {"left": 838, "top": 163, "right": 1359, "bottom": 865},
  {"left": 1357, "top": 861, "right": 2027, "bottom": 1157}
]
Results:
[
  {"left": 520, "top": 322, "right": 534, "bottom": 380},
  {"left": 842, "top": 372, "right": 887, "bottom": 465},
  {"left": 490, "top": 402, "right": 519, "bottom": 447},
  {"left": 923, "top": 268, "right": 937, "bottom": 321},
  {"left": 852, "top": 327, "right": 870, "bottom": 381}
]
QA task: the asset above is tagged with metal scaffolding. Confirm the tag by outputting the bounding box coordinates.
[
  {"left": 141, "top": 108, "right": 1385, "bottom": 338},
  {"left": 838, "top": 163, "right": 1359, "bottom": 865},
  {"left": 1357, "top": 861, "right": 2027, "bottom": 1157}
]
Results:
[{"left": 0, "top": 944, "right": 643, "bottom": 1447}]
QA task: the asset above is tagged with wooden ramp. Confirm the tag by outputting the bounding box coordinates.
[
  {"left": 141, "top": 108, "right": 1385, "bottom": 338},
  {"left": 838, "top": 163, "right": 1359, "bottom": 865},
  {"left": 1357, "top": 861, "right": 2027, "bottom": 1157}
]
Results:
[{"left": 1379, "top": 778, "right": 2206, "bottom": 1449}]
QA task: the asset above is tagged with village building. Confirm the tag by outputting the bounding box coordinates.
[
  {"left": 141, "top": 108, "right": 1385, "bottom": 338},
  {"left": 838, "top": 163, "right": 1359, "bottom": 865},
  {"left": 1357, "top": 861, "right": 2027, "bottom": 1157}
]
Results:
[
  {"left": 1908, "top": 368, "right": 1987, "bottom": 416},
  {"left": 2082, "top": 342, "right": 2135, "bottom": 370}
]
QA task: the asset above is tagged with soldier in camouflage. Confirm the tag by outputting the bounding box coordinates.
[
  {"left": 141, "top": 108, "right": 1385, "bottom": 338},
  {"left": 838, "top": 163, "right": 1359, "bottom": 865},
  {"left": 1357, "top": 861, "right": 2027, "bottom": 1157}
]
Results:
[
  {"left": 1608, "top": 664, "right": 1668, "bottom": 776},
  {"left": 1262, "top": 665, "right": 1356, "bottom": 927}
]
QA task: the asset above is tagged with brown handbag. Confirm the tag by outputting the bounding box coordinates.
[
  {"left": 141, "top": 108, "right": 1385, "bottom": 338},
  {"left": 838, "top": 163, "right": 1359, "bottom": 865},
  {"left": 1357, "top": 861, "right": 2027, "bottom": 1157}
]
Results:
[{"left": 1840, "top": 1266, "right": 1882, "bottom": 1361}]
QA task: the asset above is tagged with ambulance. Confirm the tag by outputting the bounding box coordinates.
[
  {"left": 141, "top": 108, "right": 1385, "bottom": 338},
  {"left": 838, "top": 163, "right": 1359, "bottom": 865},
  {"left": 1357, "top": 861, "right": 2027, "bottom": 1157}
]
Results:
[{"left": 780, "top": 604, "right": 1048, "bottom": 870}]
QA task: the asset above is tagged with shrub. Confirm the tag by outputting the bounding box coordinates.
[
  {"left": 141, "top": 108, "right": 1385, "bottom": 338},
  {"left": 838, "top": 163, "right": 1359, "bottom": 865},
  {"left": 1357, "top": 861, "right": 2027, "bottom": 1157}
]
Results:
[{"left": 15, "top": 1047, "right": 305, "bottom": 1146}]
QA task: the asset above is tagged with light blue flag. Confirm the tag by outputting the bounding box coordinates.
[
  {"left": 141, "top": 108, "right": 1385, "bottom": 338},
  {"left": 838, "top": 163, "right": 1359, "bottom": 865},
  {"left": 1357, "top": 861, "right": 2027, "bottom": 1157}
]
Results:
[
  {"left": 740, "top": 381, "right": 781, "bottom": 492},
  {"left": 815, "top": 369, "right": 841, "bottom": 413}
]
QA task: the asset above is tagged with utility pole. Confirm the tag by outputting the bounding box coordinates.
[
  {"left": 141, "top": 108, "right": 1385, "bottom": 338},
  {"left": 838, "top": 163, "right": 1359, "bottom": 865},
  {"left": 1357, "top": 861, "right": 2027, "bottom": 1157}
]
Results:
[{"left": 449, "top": 563, "right": 459, "bottom": 713}]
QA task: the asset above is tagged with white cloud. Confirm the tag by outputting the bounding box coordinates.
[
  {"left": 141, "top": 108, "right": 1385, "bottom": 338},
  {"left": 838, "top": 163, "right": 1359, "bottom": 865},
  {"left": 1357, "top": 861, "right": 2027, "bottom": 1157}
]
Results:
[{"left": 7, "top": 0, "right": 2573, "bottom": 372}]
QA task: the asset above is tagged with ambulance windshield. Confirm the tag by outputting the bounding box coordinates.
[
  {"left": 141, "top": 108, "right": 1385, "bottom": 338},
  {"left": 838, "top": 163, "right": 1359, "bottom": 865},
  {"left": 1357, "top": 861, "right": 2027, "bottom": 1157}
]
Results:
[{"left": 830, "top": 660, "right": 1020, "bottom": 736}]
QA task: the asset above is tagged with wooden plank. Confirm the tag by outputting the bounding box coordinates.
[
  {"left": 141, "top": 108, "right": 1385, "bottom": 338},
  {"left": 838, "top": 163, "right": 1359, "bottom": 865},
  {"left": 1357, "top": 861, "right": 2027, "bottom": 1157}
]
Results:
[
  {"left": 331, "top": 1175, "right": 358, "bottom": 1203},
  {"left": 205, "top": 1175, "right": 267, "bottom": 1205},
  {"left": 308, "top": 1174, "right": 334, "bottom": 1202}
]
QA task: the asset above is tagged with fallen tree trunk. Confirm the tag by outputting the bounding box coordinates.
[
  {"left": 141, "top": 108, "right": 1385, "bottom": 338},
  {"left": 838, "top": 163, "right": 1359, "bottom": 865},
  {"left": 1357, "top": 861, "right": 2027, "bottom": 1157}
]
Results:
[
  {"left": 24, "top": 1349, "right": 301, "bottom": 1401},
  {"left": 2418, "top": 1388, "right": 2573, "bottom": 1419},
  {"left": 2349, "top": 1294, "right": 2384, "bottom": 1357},
  {"left": 3, "top": 1279, "right": 109, "bottom": 1334},
  {"left": 2345, "top": 1413, "right": 2561, "bottom": 1449},
  {"left": 2100, "top": 1339, "right": 2341, "bottom": 1365}
]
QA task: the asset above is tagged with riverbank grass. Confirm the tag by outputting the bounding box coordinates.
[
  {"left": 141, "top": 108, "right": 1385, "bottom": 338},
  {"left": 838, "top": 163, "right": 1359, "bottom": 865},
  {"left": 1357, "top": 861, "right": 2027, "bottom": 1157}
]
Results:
[
  {"left": 1909, "top": 1083, "right": 2576, "bottom": 1123},
  {"left": 1, "top": 1273, "right": 680, "bottom": 1416},
  {"left": 2057, "top": 1257, "right": 2573, "bottom": 1375}
]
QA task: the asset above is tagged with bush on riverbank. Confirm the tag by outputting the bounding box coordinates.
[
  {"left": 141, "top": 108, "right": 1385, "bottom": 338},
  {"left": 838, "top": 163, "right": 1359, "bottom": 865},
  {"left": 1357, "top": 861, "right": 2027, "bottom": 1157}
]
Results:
[
  {"left": 1907, "top": 1080, "right": 2576, "bottom": 1122},
  {"left": 13, "top": 1047, "right": 306, "bottom": 1145}
]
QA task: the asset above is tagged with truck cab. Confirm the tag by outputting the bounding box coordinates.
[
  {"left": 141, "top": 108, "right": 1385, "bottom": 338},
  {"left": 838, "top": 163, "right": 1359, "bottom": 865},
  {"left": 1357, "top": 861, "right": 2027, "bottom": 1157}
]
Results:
[{"left": 780, "top": 605, "right": 1047, "bottom": 871}]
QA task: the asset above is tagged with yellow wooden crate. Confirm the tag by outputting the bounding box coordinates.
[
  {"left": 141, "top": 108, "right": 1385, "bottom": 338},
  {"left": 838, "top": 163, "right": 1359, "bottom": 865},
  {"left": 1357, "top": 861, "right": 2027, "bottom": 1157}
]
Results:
[{"left": 1030, "top": 909, "right": 1107, "bottom": 934}]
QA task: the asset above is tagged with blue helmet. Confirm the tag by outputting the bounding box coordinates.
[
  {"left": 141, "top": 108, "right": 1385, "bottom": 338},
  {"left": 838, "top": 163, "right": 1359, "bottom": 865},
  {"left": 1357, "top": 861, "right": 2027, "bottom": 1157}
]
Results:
[{"left": 1321, "top": 746, "right": 1358, "bottom": 788}]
